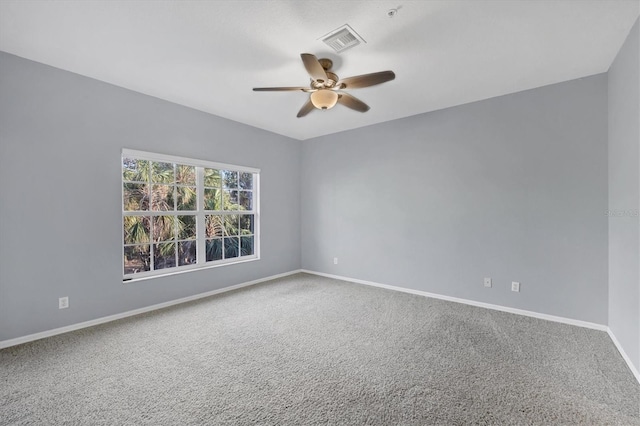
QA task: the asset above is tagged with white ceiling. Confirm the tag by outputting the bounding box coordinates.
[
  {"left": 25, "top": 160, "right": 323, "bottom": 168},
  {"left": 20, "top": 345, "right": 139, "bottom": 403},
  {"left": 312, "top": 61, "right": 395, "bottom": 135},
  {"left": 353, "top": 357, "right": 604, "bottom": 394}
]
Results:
[{"left": 0, "top": 1, "right": 638, "bottom": 140}]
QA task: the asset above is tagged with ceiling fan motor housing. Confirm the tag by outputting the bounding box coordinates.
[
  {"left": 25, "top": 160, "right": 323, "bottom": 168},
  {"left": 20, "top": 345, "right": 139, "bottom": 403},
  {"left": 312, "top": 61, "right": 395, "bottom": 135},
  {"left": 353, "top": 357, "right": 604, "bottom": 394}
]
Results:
[{"left": 311, "top": 71, "right": 339, "bottom": 90}]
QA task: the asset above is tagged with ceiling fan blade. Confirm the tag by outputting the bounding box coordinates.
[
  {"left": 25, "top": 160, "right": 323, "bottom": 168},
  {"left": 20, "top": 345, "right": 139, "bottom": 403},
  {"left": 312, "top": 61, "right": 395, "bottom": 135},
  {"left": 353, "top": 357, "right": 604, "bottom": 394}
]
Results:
[
  {"left": 296, "top": 99, "right": 315, "bottom": 118},
  {"left": 337, "top": 93, "right": 370, "bottom": 113},
  {"left": 338, "top": 71, "right": 395, "bottom": 89},
  {"left": 253, "top": 87, "right": 311, "bottom": 92},
  {"left": 301, "top": 53, "right": 329, "bottom": 83}
]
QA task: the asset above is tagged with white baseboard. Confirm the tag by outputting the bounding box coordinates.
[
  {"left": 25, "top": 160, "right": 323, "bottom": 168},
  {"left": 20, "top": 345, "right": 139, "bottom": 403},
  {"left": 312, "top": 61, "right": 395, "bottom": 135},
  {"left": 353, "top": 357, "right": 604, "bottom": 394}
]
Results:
[
  {"left": 5, "top": 268, "right": 638, "bottom": 386},
  {"left": 301, "top": 269, "right": 640, "bottom": 384},
  {"left": 301, "top": 269, "right": 607, "bottom": 331},
  {"left": 0, "top": 269, "right": 303, "bottom": 350},
  {"left": 607, "top": 328, "right": 640, "bottom": 384}
]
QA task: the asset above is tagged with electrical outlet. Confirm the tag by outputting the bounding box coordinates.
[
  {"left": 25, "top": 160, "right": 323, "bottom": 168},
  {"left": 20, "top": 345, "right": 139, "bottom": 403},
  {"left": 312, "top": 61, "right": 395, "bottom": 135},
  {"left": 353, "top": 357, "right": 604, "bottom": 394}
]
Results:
[
  {"left": 511, "top": 282, "right": 520, "bottom": 292},
  {"left": 484, "top": 277, "right": 492, "bottom": 288},
  {"left": 333, "top": 257, "right": 338, "bottom": 265},
  {"left": 59, "top": 297, "right": 69, "bottom": 309}
]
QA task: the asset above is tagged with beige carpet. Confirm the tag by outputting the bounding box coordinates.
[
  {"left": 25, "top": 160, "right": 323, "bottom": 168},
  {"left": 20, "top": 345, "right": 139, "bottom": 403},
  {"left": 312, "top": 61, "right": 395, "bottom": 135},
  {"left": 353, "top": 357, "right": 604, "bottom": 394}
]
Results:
[{"left": 1, "top": 273, "right": 639, "bottom": 425}]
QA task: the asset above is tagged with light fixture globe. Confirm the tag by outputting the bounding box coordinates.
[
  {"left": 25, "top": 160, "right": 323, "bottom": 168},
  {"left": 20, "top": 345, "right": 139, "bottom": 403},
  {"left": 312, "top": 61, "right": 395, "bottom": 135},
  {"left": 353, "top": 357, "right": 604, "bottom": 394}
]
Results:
[{"left": 310, "top": 89, "right": 338, "bottom": 110}]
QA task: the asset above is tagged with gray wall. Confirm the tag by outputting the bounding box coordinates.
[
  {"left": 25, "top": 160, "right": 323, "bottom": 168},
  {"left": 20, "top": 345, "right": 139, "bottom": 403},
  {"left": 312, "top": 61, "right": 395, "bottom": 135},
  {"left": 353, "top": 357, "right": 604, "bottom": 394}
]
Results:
[
  {"left": 301, "top": 75, "right": 609, "bottom": 324},
  {"left": 1, "top": 42, "right": 629, "bottom": 346},
  {"left": 0, "top": 52, "right": 301, "bottom": 341},
  {"left": 608, "top": 18, "right": 639, "bottom": 373}
]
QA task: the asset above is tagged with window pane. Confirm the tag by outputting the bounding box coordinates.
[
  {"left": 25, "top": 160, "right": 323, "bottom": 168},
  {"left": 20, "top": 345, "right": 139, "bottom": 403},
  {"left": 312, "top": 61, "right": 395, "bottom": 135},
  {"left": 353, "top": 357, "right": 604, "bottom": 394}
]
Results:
[
  {"left": 204, "top": 188, "right": 222, "bottom": 210},
  {"left": 206, "top": 238, "right": 222, "bottom": 261},
  {"left": 205, "top": 215, "right": 223, "bottom": 238},
  {"left": 177, "top": 215, "right": 196, "bottom": 240},
  {"left": 240, "top": 236, "right": 254, "bottom": 256},
  {"left": 124, "top": 245, "right": 150, "bottom": 275},
  {"left": 151, "top": 162, "right": 175, "bottom": 183},
  {"left": 123, "top": 158, "right": 149, "bottom": 182},
  {"left": 223, "top": 190, "right": 239, "bottom": 210},
  {"left": 151, "top": 185, "right": 175, "bottom": 211},
  {"left": 176, "top": 165, "right": 195, "bottom": 185},
  {"left": 177, "top": 186, "right": 196, "bottom": 210},
  {"left": 224, "top": 237, "right": 239, "bottom": 258},
  {"left": 239, "top": 214, "right": 254, "bottom": 235},
  {"left": 124, "top": 216, "right": 150, "bottom": 244},
  {"left": 224, "top": 215, "right": 239, "bottom": 236},
  {"left": 154, "top": 242, "right": 176, "bottom": 269},
  {"left": 178, "top": 240, "right": 197, "bottom": 266},
  {"left": 239, "top": 191, "right": 252, "bottom": 211},
  {"left": 153, "top": 216, "right": 176, "bottom": 241},
  {"left": 222, "top": 170, "right": 238, "bottom": 189},
  {"left": 123, "top": 183, "right": 148, "bottom": 211},
  {"left": 239, "top": 172, "right": 253, "bottom": 190},
  {"left": 204, "top": 168, "right": 221, "bottom": 187}
]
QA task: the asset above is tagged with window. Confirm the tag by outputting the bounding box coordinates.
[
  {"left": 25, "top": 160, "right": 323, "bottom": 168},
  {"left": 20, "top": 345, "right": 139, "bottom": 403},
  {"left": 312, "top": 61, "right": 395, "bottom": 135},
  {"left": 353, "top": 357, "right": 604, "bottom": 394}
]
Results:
[{"left": 122, "top": 149, "right": 259, "bottom": 280}]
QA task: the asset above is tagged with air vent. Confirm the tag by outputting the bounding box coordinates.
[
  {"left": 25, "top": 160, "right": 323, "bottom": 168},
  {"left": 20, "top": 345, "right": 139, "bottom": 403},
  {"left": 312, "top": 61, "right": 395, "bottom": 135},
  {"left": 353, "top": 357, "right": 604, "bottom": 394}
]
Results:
[{"left": 320, "top": 24, "right": 366, "bottom": 53}]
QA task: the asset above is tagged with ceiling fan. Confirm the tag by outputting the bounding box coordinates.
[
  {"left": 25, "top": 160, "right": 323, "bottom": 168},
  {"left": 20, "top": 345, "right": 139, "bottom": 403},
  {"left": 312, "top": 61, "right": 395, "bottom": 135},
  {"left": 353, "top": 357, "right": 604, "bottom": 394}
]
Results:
[{"left": 253, "top": 53, "right": 395, "bottom": 118}]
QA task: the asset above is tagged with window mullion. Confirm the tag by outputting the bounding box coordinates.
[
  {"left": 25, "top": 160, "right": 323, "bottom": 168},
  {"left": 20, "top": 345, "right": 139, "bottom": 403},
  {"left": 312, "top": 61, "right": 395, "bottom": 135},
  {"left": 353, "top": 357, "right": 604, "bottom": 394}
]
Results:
[
  {"left": 173, "top": 164, "right": 178, "bottom": 269},
  {"left": 196, "top": 167, "right": 206, "bottom": 265},
  {"left": 253, "top": 173, "right": 260, "bottom": 259},
  {"left": 148, "top": 161, "right": 155, "bottom": 272}
]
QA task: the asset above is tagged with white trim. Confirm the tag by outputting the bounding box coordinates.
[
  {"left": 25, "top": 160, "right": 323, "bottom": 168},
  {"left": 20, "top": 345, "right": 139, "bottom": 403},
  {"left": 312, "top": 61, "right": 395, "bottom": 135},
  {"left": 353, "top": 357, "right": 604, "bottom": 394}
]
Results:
[
  {"left": 122, "top": 148, "right": 260, "bottom": 173},
  {"left": 0, "top": 269, "right": 302, "bottom": 350},
  {"left": 123, "top": 256, "right": 260, "bottom": 283},
  {"left": 607, "top": 328, "right": 640, "bottom": 384},
  {"left": 301, "top": 270, "right": 640, "bottom": 384},
  {"left": 301, "top": 270, "right": 608, "bottom": 331},
  {"left": 4, "top": 268, "right": 638, "bottom": 385}
]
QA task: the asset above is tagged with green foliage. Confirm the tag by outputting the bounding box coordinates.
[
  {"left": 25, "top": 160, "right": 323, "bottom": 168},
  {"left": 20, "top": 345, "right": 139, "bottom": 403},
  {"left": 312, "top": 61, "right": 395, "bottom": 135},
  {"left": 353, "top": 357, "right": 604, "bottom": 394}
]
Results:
[
  {"left": 122, "top": 159, "right": 150, "bottom": 182},
  {"left": 123, "top": 216, "right": 149, "bottom": 244},
  {"left": 204, "top": 168, "right": 221, "bottom": 187},
  {"left": 206, "top": 238, "right": 222, "bottom": 261}
]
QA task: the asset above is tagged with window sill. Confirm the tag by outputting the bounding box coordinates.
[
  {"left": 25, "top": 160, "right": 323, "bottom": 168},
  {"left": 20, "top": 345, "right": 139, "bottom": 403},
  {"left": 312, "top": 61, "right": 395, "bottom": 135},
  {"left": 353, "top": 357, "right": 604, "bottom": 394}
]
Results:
[{"left": 122, "top": 256, "right": 260, "bottom": 284}]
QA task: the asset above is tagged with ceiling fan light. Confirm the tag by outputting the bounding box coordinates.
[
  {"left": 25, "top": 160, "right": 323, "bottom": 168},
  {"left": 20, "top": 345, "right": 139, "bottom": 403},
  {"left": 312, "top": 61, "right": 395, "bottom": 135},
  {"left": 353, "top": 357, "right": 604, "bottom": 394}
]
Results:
[{"left": 310, "top": 89, "right": 338, "bottom": 110}]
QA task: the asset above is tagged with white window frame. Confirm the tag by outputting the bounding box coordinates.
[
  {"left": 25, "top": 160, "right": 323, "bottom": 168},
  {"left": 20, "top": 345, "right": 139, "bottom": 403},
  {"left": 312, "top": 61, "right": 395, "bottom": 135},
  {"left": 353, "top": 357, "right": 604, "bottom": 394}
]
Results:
[{"left": 122, "top": 149, "right": 260, "bottom": 282}]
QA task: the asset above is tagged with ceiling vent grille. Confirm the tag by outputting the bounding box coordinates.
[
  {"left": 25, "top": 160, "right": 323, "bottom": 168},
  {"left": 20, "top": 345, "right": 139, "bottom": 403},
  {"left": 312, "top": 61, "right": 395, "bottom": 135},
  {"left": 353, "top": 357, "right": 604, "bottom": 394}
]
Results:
[{"left": 320, "top": 24, "right": 366, "bottom": 53}]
